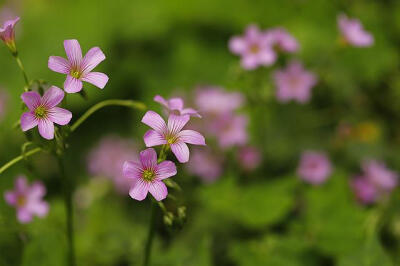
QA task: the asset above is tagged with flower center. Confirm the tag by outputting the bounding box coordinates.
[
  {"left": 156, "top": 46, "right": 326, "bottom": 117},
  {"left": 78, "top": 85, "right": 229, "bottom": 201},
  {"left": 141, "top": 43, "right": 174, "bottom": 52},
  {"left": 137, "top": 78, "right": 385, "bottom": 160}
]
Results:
[
  {"left": 17, "top": 196, "right": 26, "bottom": 207},
  {"left": 70, "top": 70, "right": 81, "bottom": 79},
  {"left": 34, "top": 106, "right": 47, "bottom": 118},
  {"left": 142, "top": 169, "right": 156, "bottom": 182},
  {"left": 249, "top": 44, "right": 260, "bottom": 54}
]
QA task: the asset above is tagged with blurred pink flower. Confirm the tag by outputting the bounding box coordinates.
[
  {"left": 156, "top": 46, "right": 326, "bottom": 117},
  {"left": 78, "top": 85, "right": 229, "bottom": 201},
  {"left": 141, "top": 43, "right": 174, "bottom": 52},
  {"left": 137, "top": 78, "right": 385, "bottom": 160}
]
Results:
[
  {"left": 0, "top": 89, "right": 8, "bottom": 121},
  {"left": 229, "top": 24, "right": 276, "bottom": 70},
  {"left": 338, "top": 13, "right": 374, "bottom": 47},
  {"left": 362, "top": 160, "right": 397, "bottom": 191},
  {"left": 20, "top": 86, "right": 72, "bottom": 140},
  {"left": 195, "top": 87, "right": 244, "bottom": 115},
  {"left": 48, "top": 39, "right": 109, "bottom": 93},
  {"left": 265, "top": 27, "right": 299, "bottom": 53},
  {"left": 213, "top": 113, "right": 248, "bottom": 149},
  {"left": 187, "top": 147, "right": 223, "bottom": 183},
  {"left": 154, "top": 95, "right": 201, "bottom": 118},
  {"left": 297, "top": 151, "right": 332, "bottom": 185},
  {"left": 238, "top": 146, "right": 262, "bottom": 171},
  {"left": 123, "top": 148, "right": 177, "bottom": 201},
  {"left": 0, "top": 16, "right": 19, "bottom": 53},
  {"left": 350, "top": 176, "right": 377, "bottom": 205},
  {"left": 142, "top": 111, "right": 206, "bottom": 163},
  {"left": 4, "top": 176, "right": 49, "bottom": 223},
  {"left": 274, "top": 60, "right": 317, "bottom": 104}
]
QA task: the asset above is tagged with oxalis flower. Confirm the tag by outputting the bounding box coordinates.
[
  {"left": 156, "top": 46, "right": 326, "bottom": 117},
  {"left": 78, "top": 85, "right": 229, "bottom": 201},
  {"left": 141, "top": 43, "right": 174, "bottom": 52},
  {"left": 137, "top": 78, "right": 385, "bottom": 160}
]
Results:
[
  {"left": 142, "top": 111, "right": 206, "bottom": 163},
  {"left": 337, "top": 13, "right": 374, "bottom": 47},
  {"left": 297, "top": 151, "right": 332, "bottom": 185},
  {"left": 48, "top": 39, "right": 109, "bottom": 93},
  {"left": 154, "top": 95, "right": 201, "bottom": 118},
  {"left": 20, "top": 86, "right": 72, "bottom": 140},
  {"left": 4, "top": 176, "right": 49, "bottom": 223},
  {"left": 0, "top": 16, "right": 19, "bottom": 53},
  {"left": 123, "top": 148, "right": 177, "bottom": 201}
]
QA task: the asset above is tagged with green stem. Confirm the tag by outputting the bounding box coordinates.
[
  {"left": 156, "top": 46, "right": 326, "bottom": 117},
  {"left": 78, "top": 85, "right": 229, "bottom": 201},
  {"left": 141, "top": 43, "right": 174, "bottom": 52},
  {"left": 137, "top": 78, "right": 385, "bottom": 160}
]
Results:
[
  {"left": 0, "top": 148, "right": 42, "bottom": 175},
  {"left": 143, "top": 201, "right": 158, "bottom": 266},
  {"left": 13, "top": 54, "right": 30, "bottom": 89},
  {"left": 70, "top": 99, "right": 146, "bottom": 132}
]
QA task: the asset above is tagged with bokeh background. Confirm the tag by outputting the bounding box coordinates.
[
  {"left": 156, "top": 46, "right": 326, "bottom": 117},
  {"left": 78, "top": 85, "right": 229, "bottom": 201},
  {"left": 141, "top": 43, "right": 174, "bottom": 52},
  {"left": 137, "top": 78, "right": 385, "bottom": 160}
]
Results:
[{"left": 1, "top": 0, "right": 400, "bottom": 265}]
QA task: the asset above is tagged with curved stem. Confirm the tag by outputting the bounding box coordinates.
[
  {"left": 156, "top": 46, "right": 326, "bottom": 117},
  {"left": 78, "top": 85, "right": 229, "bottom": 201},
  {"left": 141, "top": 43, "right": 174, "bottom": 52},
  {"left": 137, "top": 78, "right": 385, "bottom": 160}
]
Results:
[
  {"left": 143, "top": 201, "right": 157, "bottom": 266},
  {"left": 0, "top": 148, "right": 42, "bottom": 175},
  {"left": 70, "top": 99, "right": 146, "bottom": 132},
  {"left": 13, "top": 54, "right": 30, "bottom": 89}
]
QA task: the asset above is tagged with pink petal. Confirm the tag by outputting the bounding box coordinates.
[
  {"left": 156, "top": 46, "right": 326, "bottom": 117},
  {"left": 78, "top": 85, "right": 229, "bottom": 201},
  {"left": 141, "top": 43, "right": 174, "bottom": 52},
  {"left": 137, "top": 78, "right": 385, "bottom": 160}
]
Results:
[
  {"left": 64, "top": 39, "right": 82, "bottom": 67},
  {"left": 123, "top": 161, "right": 143, "bottom": 179},
  {"left": 16, "top": 177, "right": 28, "bottom": 192},
  {"left": 64, "top": 75, "right": 83, "bottom": 93},
  {"left": 48, "top": 56, "right": 70, "bottom": 74},
  {"left": 241, "top": 55, "right": 259, "bottom": 70},
  {"left": 143, "top": 130, "right": 167, "bottom": 147},
  {"left": 20, "top": 112, "right": 38, "bottom": 131},
  {"left": 42, "top": 86, "right": 64, "bottom": 108},
  {"left": 17, "top": 208, "right": 32, "bottom": 224},
  {"left": 4, "top": 191, "right": 16, "bottom": 206},
  {"left": 48, "top": 107, "right": 72, "bottom": 125},
  {"left": 139, "top": 148, "right": 158, "bottom": 169},
  {"left": 168, "top": 98, "right": 184, "bottom": 110},
  {"left": 38, "top": 119, "right": 55, "bottom": 140},
  {"left": 181, "top": 108, "right": 201, "bottom": 118},
  {"left": 148, "top": 181, "right": 168, "bottom": 201},
  {"left": 167, "top": 114, "right": 190, "bottom": 135},
  {"left": 28, "top": 182, "right": 46, "bottom": 199},
  {"left": 21, "top": 91, "right": 41, "bottom": 110},
  {"left": 229, "top": 36, "right": 247, "bottom": 54},
  {"left": 141, "top": 111, "right": 167, "bottom": 133},
  {"left": 81, "top": 47, "right": 106, "bottom": 74},
  {"left": 171, "top": 142, "right": 190, "bottom": 163},
  {"left": 179, "top": 130, "right": 206, "bottom": 145},
  {"left": 153, "top": 95, "right": 169, "bottom": 108},
  {"left": 82, "top": 72, "right": 109, "bottom": 89},
  {"left": 129, "top": 179, "right": 150, "bottom": 201},
  {"left": 30, "top": 202, "right": 49, "bottom": 217},
  {"left": 156, "top": 161, "right": 177, "bottom": 180}
]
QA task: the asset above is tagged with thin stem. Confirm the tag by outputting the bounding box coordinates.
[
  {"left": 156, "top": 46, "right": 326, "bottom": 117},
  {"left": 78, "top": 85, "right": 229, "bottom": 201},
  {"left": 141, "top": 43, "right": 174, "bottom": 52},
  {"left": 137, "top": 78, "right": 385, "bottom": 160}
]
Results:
[
  {"left": 13, "top": 54, "right": 30, "bottom": 89},
  {"left": 70, "top": 99, "right": 146, "bottom": 132},
  {"left": 143, "top": 201, "right": 158, "bottom": 266},
  {"left": 0, "top": 148, "right": 42, "bottom": 175}
]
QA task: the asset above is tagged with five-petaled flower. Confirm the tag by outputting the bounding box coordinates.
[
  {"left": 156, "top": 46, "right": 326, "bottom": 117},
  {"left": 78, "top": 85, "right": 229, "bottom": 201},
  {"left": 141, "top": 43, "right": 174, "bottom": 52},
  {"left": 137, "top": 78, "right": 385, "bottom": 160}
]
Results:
[
  {"left": 123, "top": 148, "right": 177, "bottom": 201},
  {"left": 0, "top": 16, "right": 19, "bottom": 53},
  {"left": 20, "top": 86, "right": 72, "bottom": 140},
  {"left": 337, "top": 13, "right": 374, "bottom": 47},
  {"left": 4, "top": 176, "right": 49, "bottom": 223},
  {"left": 154, "top": 95, "right": 201, "bottom": 118},
  {"left": 48, "top": 39, "right": 109, "bottom": 93},
  {"left": 142, "top": 111, "right": 206, "bottom": 163}
]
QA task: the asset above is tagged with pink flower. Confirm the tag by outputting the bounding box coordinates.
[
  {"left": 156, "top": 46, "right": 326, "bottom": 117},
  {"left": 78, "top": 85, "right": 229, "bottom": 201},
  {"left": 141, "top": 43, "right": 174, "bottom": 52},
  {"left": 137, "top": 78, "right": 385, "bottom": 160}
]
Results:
[
  {"left": 265, "top": 27, "right": 299, "bottom": 53},
  {"left": 4, "top": 176, "right": 49, "bottom": 223},
  {"left": 297, "top": 151, "right": 332, "bottom": 185},
  {"left": 229, "top": 24, "right": 276, "bottom": 70},
  {"left": 274, "top": 60, "right": 317, "bottom": 104},
  {"left": 20, "top": 86, "right": 72, "bottom": 140},
  {"left": 213, "top": 113, "right": 248, "bottom": 149},
  {"left": 237, "top": 146, "right": 262, "bottom": 171},
  {"left": 154, "top": 95, "right": 201, "bottom": 118},
  {"left": 362, "top": 160, "right": 397, "bottom": 191},
  {"left": 0, "top": 16, "right": 19, "bottom": 53},
  {"left": 123, "top": 148, "right": 177, "bottom": 201},
  {"left": 195, "top": 87, "right": 244, "bottom": 115},
  {"left": 48, "top": 39, "right": 109, "bottom": 93},
  {"left": 338, "top": 13, "right": 374, "bottom": 47},
  {"left": 350, "top": 176, "right": 377, "bottom": 205},
  {"left": 142, "top": 111, "right": 206, "bottom": 163},
  {"left": 186, "top": 147, "right": 223, "bottom": 183}
]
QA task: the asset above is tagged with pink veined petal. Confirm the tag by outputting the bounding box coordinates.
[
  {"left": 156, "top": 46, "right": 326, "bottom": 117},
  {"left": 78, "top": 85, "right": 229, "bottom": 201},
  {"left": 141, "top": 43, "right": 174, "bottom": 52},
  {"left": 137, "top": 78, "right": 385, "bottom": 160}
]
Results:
[
  {"left": 148, "top": 181, "right": 168, "bottom": 201},
  {"left": 139, "top": 148, "right": 158, "bottom": 169},
  {"left": 30, "top": 201, "right": 49, "bottom": 217},
  {"left": 123, "top": 161, "right": 143, "bottom": 179},
  {"left": 17, "top": 208, "right": 32, "bottom": 224},
  {"left": 64, "top": 39, "right": 82, "bottom": 67},
  {"left": 42, "top": 86, "right": 65, "bottom": 108},
  {"left": 179, "top": 130, "right": 206, "bottom": 145},
  {"left": 156, "top": 161, "right": 177, "bottom": 180},
  {"left": 28, "top": 182, "right": 46, "bottom": 199},
  {"left": 1, "top": 17, "right": 20, "bottom": 29},
  {"left": 20, "top": 112, "right": 38, "bottom": 131},
  {"left": 21, "top": 91, "right": 41, "bottom": 110},
  {"left": 167, "top": 114, "right": 190, "bottom": 135},
  {"left": 181, "top": 108, "right": 201, "bottom": 118},
  {"left": 48, "top": 56, "right": 70, "bottom": 74},
  {"left": 153, "top": 95, "right": 169, "bottom": 108},
  {"left": 129, "top": 179, "right": 150, "bottom": 201},
  {"left": 81, "top": 47, "right": 106, "bottom": 74},
  {"left": 170, "top": 142, "right": 190, "bottom": 163},
  {"left": 168, "top": 98, "right": 184, "bottom": 110},
  {"left": 38, "top": 119, "right": 55, "bottom": 140},
  {"left": 141, "top": 111, "right": 167, "bottom": 133},
  {"left": 143, "top": 130, "right": 167, "bottom": 147},
  {"left": 82, "top": 72, "right": 109, "bottom": 89},
  {"left": 48, "top": 107, "right": 72, "bottom": 125},
  {"left": 4, "top": 191, "right": 17, "bottom": 206},
  {"left": 64, "top": 75, "right": 83, "bottom": 93}
]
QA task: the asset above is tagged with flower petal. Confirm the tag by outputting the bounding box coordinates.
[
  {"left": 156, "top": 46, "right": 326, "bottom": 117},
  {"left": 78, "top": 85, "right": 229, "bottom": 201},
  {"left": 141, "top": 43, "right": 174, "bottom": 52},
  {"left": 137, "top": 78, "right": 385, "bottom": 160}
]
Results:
[
  {"left": 4, "top": 191, "right": 16, "bottom": 206},
  {"left": 64, "top": 75, "right": 83, "bottom": 93},
  {"left": 148, "top": 181, "right": 168, "bottom": 201},
  {"left": 64, "top": 39, "right": 82, "bottom": 67},
  {"left": 143, "top": 130, "right": 167, "bottom": 147},
  {"left": 82, "top": 72, "right": 109, "bottom": 89},
  {"left": 153, "top": 95, "right": 169, "bottom": 108},
  {"left": 179, "top": 130, "right": 206, "bottom": 145},
  {"left": 20, "top": 112, "right": 38, "bottom": 131},
  {"left": 129, "top": 179, "right": 150, "bottom": 201},
  {"left": 229, "top": 36, "right": 246, "bottom": 54},
  {"left": 81, "top": 47, "right": 106, "bottom": 74},
  {"left": 181, "top": 108, "right": 201, "bottom": 118},
  {"left": 29, "top": 202, "right": 49, "bottom": 217},
  {"left": 42, "top": 86, "right": 64, "bottom": 108},
  {"left": 21, "top": 91, "right": 41, "bottom": 110},
  {"left": 48, "top": 107, "right": 72, "bottom": 126},
  {"left": 16, "top": 177, "right": 28, "bottom": 192},
  {"left": 141, "top": 111, "right": 167, "bottom": 133},
  {"left": 123, "top": 161, "right": 142, "bottom": 179},
  {"left": 167, "top": 114, "right": 190, "bottom": 135},
  {"left": 38, "top": 119, "right": 55, "bottom": 140},
  {"left": 17, "top": 208, "right": 32, "bottom": 223},
  {"left": 28, "top": 182, "right": 46, "bottom": 199},
  {"left": 171, "top": 142, "right": 190, "bottom": 163},
  {"left": 156, "top": 161, "right": 177, "bottom": 180},
  {"left": 48, "top": 56, "right": 70, "bottom": 74},
  {"left": 139, "top": 148, "right": 158, "bottom": 169},
  {"left": 168, "top": 98, "right": 184, "bottom": 110}
]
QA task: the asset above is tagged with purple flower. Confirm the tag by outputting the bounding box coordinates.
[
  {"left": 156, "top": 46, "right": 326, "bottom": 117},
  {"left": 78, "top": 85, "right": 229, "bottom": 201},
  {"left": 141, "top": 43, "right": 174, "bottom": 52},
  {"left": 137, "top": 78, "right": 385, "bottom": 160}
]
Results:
[
  {"left": 229, "top": 24, "right": 276, "bottom": 70},
  {"left": 187, "top": 147, "right": 223, "bottom": 183},
  {"left": 362, "top": 160, "right": 397, "bottom": 191},
  {"left": 265, "top": 27, "right": 299, "bottom": 53},
  {"left": 20, "top": 86, "right": 72, "bottom": 140},
  {"left": 274, "top": 60, "right": 317, "bottom": 104},
  {"left": 338, "top": 13, "right": 374, "bottom": 47},
  {"left": 48, "top": 39, "right": 109, "bottom": 93},
  {"left": 351, "top": 176, "right": 377, "bottom": 205},
  {"left": 213, "top": 113, "right": 248, "bottom": 149},
  {"left": 0, "top": 16, "right": 19, "bottom": 53},
  {"left": 154, "top": 95, "right": 201, "bottom": 118},
  {"left": 237, "top": 146, "right": 262, "bottom": 171},
  {"left": 195, "top": 87, "right": 244, "bottom": 115},
  {"left": 297, "top": 151, "right": 332, "bottom": 185},
  {"left": 4, "top": 176, "right": 49, "bottom": 223},
  {"left": 123, "top": 148, "right": 177, "bottom": 201},
  {"left": 142, "top": 111, "right": 206, "bottom": 163}
]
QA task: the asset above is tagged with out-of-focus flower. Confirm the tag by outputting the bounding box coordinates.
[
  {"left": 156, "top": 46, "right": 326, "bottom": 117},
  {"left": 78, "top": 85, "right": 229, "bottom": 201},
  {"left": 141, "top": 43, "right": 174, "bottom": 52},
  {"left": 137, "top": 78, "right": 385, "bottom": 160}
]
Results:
[
  {"left": 4, "top": 176, "right": 49, "bottom": 223},
  {"left": 154, "top": 95, "right": 201, "bottom": 118},
  {"left": 213, "top": 113, "right": 248, "bottom": 149},
  {"left": 123, "top": 148, "right": 177, "bottom": 201},
  {"left": 274, "top": 60, "right": 317, "bottom": 104},
  {"left": 353, "top": 122, "right": 381, "bottom": 143},
  {"left": 0, "top": 89, "right": 8, "bottom": 121},
  {"left": 20, "top": 86, "right": 72, "bottom": 140},
  {"left": 265, "top": 27, "right": 299, "bottom": 53},
  {"left": 229, "top": 24, "right": 276, "bottom": 70},
  {"left": 362, "top": 160, "right": 398, "bottom": 191},
  {"left": 297, "top": 151, "right": 332, "bottom": 185},
  {"left": 350, "top": 176, "right": 377, "bottom": 205},
  {"left": 87, "top": 136, "right": 139, "bottom": 193},
  {"left": 237, "top": 146, "right": 261, "bottom": 171},
  {"left": 142, "top": 111, "right": 206, "bottom": 163},
  {"left": 337, "top": 13, "right": 374, "bottom": 47},
  {"left": 195, "top": 87, "right": 244, "bottom": 115},
  {"left": 0, "top": 16, "right": 19, "bottom": 53},
  {"left": 187, "top": 147, "right": 223, "bottom": 183},
  {"left": 48, "top": 39, "right": 109, "bottom": 93}
]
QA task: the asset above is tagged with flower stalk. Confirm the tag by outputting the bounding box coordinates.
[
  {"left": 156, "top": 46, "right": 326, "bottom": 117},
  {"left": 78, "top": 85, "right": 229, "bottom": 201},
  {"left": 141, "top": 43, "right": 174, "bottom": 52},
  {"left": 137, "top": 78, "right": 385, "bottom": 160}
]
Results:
[{"left": 143, "top": 201, "right": 158, "bottom": 266}]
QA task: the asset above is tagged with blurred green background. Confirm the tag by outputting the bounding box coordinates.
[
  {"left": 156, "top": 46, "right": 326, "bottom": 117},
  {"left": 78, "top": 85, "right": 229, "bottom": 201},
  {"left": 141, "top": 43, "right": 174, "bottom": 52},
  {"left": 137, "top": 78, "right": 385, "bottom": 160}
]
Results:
[{"left": 1, "top": 0, "right": 400, "bottom": 265}]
